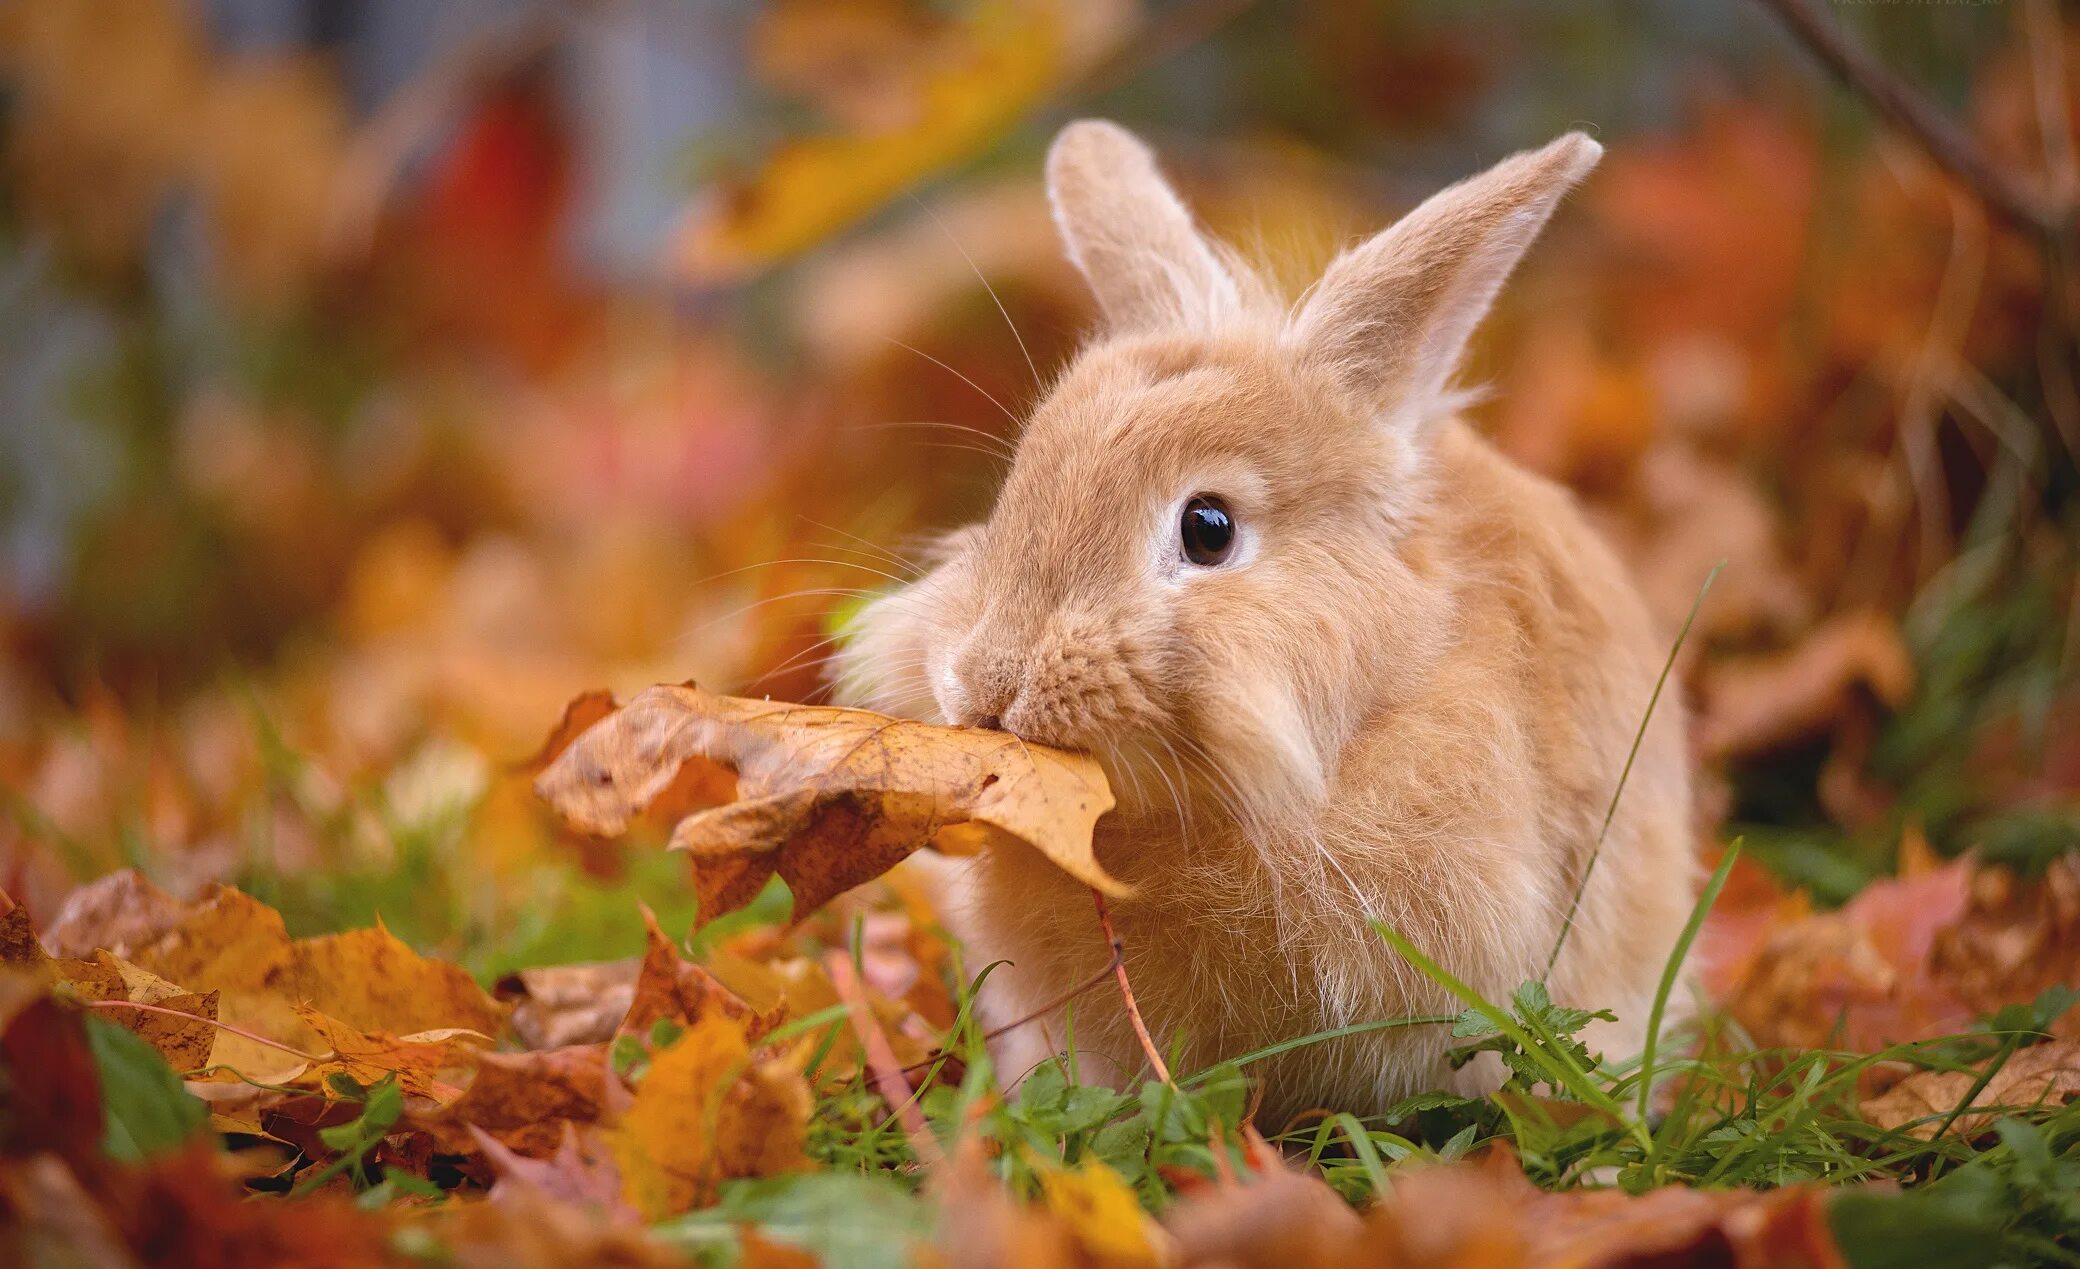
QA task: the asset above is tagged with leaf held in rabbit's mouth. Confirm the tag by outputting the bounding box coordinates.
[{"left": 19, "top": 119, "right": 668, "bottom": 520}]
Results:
[{"left": 531, "top": 682, "right": 1124, "bottom": 923}]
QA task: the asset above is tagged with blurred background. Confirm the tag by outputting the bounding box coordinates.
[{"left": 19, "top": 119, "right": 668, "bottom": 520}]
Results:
[{"left": 1, "top": 0, "right": 2073, "bottom": 972}]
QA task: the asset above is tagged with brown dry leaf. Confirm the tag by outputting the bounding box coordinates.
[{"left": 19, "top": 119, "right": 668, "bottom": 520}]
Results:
[
  {"left": 1931, "top": 856, "right": 2080, "bottom": 1036},
  {"left": 608, "top": 1012, "right": 813, "bottom": 1220},
  {"left": 1697, "top": 611, "right": 1914, "bottom": 760},
  {"left": 1163, "top": 1162, "right": 1362, "bottom": 1269},
  {"left": 0, "top": 909, "right": 220, "bottom": 1071},
  {"left": 416, "top": 1044, "right": 623, "bottom": 1161},
  {"left": 472, "top": 1122, "right": 632, "bottom": 1218},
  {"left": 88, "top": 883, "right": 507, "bottom": 1078},
  {"left": 59, "top": 953, "right": 220, "bottom": 1073},
  {"left": 1721, "top": 856, "right": 1976, "bottom": 1052},
  {"left": 1360, "top": 1148, "right": 1845, "bottom": 1269},
  {"left": 497, "top": 958, "right": 640, "bottom": 1050},
  {"left": 1860, "top": 1040, "right": 2080, "bottom": 1140},
  {"left": 621, "top": 905, "right": 770, "bottom": 1038},
  {"left": 41, "top": 869, "right": 188, "bottom": 958},
  {"left": 534, "top": 682, "right": 1120, "bottom": 924}
]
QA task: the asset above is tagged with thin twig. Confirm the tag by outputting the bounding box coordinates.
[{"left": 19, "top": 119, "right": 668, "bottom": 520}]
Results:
[
  {"left": 1753, "top": 0, "right": 2068, "bottom": 239},
  {"left": 1091, "top": 887, "right": 1171, "bottom": 1084},
  {"left": 84, "top": 999, "right": 333, "bottom": 1066},
  {"left": 825, "top": 950, "right": 943, "bottom": 1169}
]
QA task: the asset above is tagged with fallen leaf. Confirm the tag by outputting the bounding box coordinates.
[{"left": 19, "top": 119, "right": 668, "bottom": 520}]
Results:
[
  {"left": 609, "top": 1012, "right": 813, "bottom": 1219},
  {"left": 0, "top": 910, "right": 220, "bottom": 1072},
  {"left": 41, "top": 872, "right": 253, "bottom": 967},
  {"left": 620, "top": 905, "right": 768, "bottom": 1042},
  {"left": 497, "top": 958, "right": 639, "bottom": 1050},
  {"left": 1860, "top": 1040, "right": 2080, "bottom": 1139},
  {"left": 1931, "top": 856, "right": 2080, "bottom": 1036},
  {"left": 1163, "top": 1163, "right": 1365, "bottom": 1268},
  {"left": 534, "top": 682, "right": 1120, "bottom": 924},
  {"left": 106, "top": 884, "right": 505, "bottom": 1078},
  {"left": 416, "top": 1044, "right": 622, "bottom": 1161},
  {"left": 1037, "top": 1160, "right": 1171, "bottom": 1269},
  {"left": 292, "top": 1004, "right": 490, "bottom": 1100},
  {"left": 1697, "top": 611, "right": 1914, "bottom": 760},
  {"left": 472, "top": 1122, "right": 632, "bottom": 1217},
  {"left": 1720, "top": 856, "right": 1976, "bottom": 1052}
]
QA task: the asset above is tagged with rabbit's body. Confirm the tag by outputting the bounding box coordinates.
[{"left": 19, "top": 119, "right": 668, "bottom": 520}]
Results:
[{"left": 833, "top": 124, "right": 1694, "bottom": 1123}]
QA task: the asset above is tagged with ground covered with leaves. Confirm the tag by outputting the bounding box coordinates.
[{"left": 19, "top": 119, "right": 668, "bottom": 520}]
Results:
[{"left": 4, "top": 0, "right": 2080, "bottom": 1265}]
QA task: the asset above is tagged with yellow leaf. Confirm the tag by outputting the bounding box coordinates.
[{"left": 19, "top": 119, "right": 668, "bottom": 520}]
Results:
[
  {"left": 609, "top": 1014, "right": 812, "bottom": 1219},
  {"left": 534, "top": 682, "right": 1120, "bottom": 924},
  {"left": 117, "top": 885, "right": 505, "bottom": 1079},
  {"left": 672, "top": 0, "right": 1128, "bottom": 282},
  {"left": 1037, "top": 1160, "right": 1171, "bottom": 1269},
  {"left": 293, "top": 1004, "right": 492, "bottom": 1100}
]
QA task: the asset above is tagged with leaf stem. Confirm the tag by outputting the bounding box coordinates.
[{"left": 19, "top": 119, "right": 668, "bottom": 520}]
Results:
[
  {"left": 84, "top": 998, "right": 333, "bottom": 1067},
  {"left": 1092, "top": 887, "right": 1171, "bottom": 1084}
]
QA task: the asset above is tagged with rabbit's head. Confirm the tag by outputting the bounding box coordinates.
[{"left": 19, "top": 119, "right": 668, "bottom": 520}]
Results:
[{"left": 848, "top": 121, "right": 1600, "bottom": 822}]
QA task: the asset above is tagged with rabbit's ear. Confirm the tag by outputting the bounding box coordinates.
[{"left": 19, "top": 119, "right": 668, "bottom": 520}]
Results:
[
  {"left": 1289, "top": 132, "right": 1600, "bottom": 435},
  {"left": 1047, "top": 120, "right": 1239, "bottom": 331}
]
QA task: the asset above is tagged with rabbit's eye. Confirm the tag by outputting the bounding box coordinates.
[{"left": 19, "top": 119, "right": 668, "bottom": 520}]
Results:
[{"left": 1179, "top": 496, "right": 1235, "bottom": 566}]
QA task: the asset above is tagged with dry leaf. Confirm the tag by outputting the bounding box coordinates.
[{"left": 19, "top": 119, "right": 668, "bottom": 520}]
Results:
[
  {"left": 417, "top": 1044, "right": 623, "bottom": 1160},
  {"left": 497, "top": 959, "right": 640, "bottom": 1050},
  {"left": 0, "top": 909, "right": 220, "bottom": 1071},
  {"left": 1931, "top": 856, "right": 2080, "bottom": 1036},
  {"left": 1037, "top": 1160, "right": 1173, "bottom": 1269},
  {"left": 620, "top": 905, "right": 769, "bottom": 1038},
  {"left": 292, "top": 1004, "right": 491, "bottom": 1100},
  {"left": 1697, "top": 612, "right": 1914, "bottom": 760},
  {"left": 534, "top": 682, "right": 1120, "bottom": 923},
  {"left": 40, "top": 870, "right": 188, "bottom": 960},
  {"left": 472, "top": 1122, "right": 632, "bottom": 1218},
  {"left": 1860, "top": 1040, "right": 2080, "bottom": 1139},
  {"left": 608, "top": 1012, "right": 813, "bottom": 1219},
  {"left": 102, "top": 884, "right": 506, "bottom": 1078},
  {"left": 1163, "top": 1164, "right": 1364, "bottom": 1269}
]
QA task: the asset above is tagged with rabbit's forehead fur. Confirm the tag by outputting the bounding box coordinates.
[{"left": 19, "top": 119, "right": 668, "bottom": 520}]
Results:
[{"left": 991, "top": 332, "right": 1399, "bottom": 575}]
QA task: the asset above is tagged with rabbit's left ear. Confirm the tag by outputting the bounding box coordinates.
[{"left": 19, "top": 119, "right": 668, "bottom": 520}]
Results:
[{"left": 1289, "top": 132, "right": 1600, "bottom": 435}]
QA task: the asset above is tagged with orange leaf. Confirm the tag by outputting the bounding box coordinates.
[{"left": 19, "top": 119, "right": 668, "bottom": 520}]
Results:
[{"left": 533, "top": 682, "right": 1120, "bottom": 924}]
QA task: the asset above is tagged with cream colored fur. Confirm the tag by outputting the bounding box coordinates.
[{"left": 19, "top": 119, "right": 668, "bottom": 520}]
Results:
[{"left": 831, "top": 121, "right": 1694, "bottom": 1125}]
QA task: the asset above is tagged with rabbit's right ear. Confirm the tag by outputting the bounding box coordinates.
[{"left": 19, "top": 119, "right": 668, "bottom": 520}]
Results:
[{"left": 1047, "top": 120, "right": 1239, "bottom": 332}]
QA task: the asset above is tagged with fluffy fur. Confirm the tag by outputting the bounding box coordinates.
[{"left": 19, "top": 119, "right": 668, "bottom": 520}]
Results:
[{"left": 831, "top": 121, "right": 1694, "bottom": 1125}]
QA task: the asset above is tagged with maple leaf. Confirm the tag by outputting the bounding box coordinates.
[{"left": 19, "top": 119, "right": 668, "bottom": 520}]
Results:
[
  {"left": 620, "top": 905, "right": 770, "bottom": 1039},
  {"left": 1861, "top": 1040, "right": 2080, "bottom": 1140},
  {"left": 0, "top": 907, "right": 219, "bottom": 1072},
  {"left": 533, "top": 682, "right": 1121, "bottom": 924},
  {"left": 291, "top": 1004, "right": 492, "bottom": 1101},
  {"left": 415, "top": 1044, "right": 624, "bottom": 1161},
  {"left": 497, "top": 958, "right": 640, "bottom": 1050},
  {"left": 608, "top": 1012, "right": 813, "bottom": 1219}
]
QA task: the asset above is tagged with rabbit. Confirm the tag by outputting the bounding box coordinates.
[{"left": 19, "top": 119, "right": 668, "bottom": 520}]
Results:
[{"left": 831, "top": 119, "right": 1694, "bottom": 1126}]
